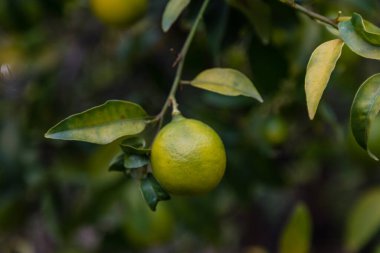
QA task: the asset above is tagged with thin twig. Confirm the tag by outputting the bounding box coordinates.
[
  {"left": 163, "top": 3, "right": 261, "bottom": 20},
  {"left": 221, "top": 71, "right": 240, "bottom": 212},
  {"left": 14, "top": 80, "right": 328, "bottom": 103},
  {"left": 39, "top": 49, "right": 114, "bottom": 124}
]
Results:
[
  {"left": 281, "top": 0, "right": 338, "bottom": 29},
  {"left": 172, "top": 53, "right": 183, "bottom": 68},
  {"left": 153, "top": 0, "right": 210, "bottom": 129},
  {"left": 180, "top": 80, "right": 192, "bottom": 85}
]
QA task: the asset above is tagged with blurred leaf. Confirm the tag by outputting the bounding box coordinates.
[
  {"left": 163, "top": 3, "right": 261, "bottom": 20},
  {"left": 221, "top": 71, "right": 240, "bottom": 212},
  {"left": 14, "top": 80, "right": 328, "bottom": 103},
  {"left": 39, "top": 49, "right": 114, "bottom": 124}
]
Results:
[
  {"left": 374, "top": 244, "right": 380, "bottom": 253},
  {"left": 124, "top": 154, "right": 149, "bottom": 169},
  {"left": 205, "top": 1, "right": 228, "bottom": 60},
  {"left": 351, "top": 13, "right": 380, "bottom": 46},
  {"left": 140, "top": 174, "right": 171, "bottom": 211},
  {"left": 279, "top": 202, "right": 312, "bottom": 253},
  {"left": 305, "top": 39, "right": 344, "bottom": 120},
  {"left": 191, "top": 68, "right": 263, "bottom": 102},
  {"left": 161, "top": 0, "right": 190, "bottom": 32},
  {"left": 120, "top": 136, "right": 150, "bottom": 155},
  {"left": 227, "top": 0, "right": 271, "bottom": 44},
  {"left": 45, "top": 100, "right": 148, "bottom": 144},
  {"left": 345, "top": 187, "right": 380, "bottom": 252},
  {"left": 339, "top": 19, "right": 380, "bottom": 60},
  {"left": 108, "top": 153, "right": 125, "bottom": 172},
  {"left": 350, "top": 73, "right": 380, "bottom": 161}
]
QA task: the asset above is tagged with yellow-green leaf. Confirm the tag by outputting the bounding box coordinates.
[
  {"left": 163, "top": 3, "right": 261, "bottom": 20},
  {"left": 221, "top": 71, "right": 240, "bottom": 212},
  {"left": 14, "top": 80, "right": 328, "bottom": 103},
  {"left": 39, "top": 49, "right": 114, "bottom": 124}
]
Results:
[
  {"left": 345, "top": 188, "right": 380, "bottom": 252},
  {"left": 339, "top": 19, "right": 380, "bottom": 60},
  {"left": 45, "top": 100, "right": 148, "bottom": 144},
  {"left": 350, "top": 73, "right": 380, "bottom": 161},
  {"left": 162, "top": 0, "right": 190, "bottom": 32},
  {"left": 191, "top": 68, "right": 263, "bottom": 102},
  {"left": 351, "top": 13, "right": 380, "bottom": 46},
  {"left": 305, "top": 39, "right": 344, "bottom": 120},
  {"left": 279, "top": 202, "right": 312, "bottom": 253}
]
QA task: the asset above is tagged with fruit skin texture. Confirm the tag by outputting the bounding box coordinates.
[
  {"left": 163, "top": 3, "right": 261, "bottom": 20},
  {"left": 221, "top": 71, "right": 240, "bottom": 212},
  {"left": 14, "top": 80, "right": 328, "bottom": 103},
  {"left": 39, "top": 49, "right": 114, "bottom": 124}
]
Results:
[
  {"left": 151, "top": 115, "right": 226, "bottom": 195},
  {"left": 90, "top": 0, "right": 147, "bottom": 28}
]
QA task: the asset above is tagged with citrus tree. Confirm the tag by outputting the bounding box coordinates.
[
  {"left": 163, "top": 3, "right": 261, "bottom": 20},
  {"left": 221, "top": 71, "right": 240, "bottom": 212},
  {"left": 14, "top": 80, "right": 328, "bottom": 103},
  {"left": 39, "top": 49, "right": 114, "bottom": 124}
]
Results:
[
  {"left": 45, "top": 0, "right": 264, "bottom": 210},
  {"left": 2, "top": 0, "right": 380, "bottom": 252}
]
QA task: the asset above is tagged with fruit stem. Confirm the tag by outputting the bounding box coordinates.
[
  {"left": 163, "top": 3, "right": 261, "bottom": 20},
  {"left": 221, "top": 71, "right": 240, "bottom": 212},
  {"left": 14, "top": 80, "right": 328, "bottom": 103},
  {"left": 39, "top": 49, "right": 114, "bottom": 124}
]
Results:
[
  {"left": 170, "top": 97, "right": 181, "bottom": 116},
  {"left": 153, "top": 0, "right": 210, "bottom": 129}
]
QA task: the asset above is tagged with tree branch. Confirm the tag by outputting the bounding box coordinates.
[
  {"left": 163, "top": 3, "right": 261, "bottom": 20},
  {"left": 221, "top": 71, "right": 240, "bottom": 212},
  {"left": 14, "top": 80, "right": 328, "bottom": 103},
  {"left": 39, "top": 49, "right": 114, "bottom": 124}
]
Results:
[
  {"left": 280, "top": 0, "right": 338, "bottom": 29},
  {"left": 152, "top": 0, "right": 210, "bottom": 129}
]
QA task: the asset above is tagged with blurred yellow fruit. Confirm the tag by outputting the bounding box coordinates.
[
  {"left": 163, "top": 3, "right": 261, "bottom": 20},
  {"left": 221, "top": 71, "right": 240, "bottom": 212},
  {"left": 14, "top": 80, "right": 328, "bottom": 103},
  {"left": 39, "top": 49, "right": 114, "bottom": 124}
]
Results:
[
  {"left": 90, "top": 0, "right": 147, "bottom": 28},
  {"left": 0, "top": 40, "right": 26, "bottom": 77},
  {"left": 244, "top": 246, "right": 269, "bottom": 253},
  {"left": 263, "top": 116, "right": 289, "bottom": 146}
]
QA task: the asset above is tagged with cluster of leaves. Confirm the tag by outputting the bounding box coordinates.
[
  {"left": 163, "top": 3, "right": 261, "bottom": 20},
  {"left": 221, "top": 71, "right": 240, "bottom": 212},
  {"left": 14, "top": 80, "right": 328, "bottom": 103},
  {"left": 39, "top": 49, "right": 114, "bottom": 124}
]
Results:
[
  {"left": 3, "top": 0, "right": 380, "bottom": 252},
  {"left": 45, "top": 0, "right": 263, "bottom": 211},
  {"left": 305, "top": 13, "right": 380, "bottom": 160},
  {"left": 45, "top": 69, "right": 262, "bottom": 210}
]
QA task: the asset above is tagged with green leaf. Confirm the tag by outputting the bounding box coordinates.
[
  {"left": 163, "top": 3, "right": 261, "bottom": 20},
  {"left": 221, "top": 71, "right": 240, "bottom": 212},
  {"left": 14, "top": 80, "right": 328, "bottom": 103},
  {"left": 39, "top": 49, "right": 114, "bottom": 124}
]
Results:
[
  {"left": 45, "top": 100, "right": 148, "bottom": 145},
  {"left": 345, "top": 188, "right": 380, "bottom": 252},
  {"left": 191, "top": 68, "right": 263, "bottom": 102},
  {"left": 140, "top": 174, "right": 171, "bottom": 211},
  {"left": 351, "top": 13, "right": 380, "bottom": 46},
  {"left": 108, "top": 153, "right": 125, "bottom": 172},
  {"left": 161, "top": 0, "right": 191, "bottom": 32},
  {"left": 374, "top": 244, "right": 380, "bottom": 253},
  {"left": 339, "top": 19, "right": 380, "bottom": 60},
  {"left": 124, "top": 154, "right": 149, "bottom": 169},
  {"left": 279, "top": 202, "right": 312, "bottom": 253},
  {"left": 305, "top": 39, "right": 344, "bottom": 120},
  {"left": 120, "top": 137, "right": 150, "bottom": 155},
  {"left": 350, "top": 73, "right": 380, "bottom": 161}
]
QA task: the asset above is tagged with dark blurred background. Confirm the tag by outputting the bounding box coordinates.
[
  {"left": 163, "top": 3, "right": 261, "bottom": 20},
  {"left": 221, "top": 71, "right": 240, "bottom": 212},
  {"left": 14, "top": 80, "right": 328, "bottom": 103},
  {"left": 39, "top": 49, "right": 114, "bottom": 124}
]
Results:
[{"left": 1, "top": 0, "right": 380, "bottom": 252}]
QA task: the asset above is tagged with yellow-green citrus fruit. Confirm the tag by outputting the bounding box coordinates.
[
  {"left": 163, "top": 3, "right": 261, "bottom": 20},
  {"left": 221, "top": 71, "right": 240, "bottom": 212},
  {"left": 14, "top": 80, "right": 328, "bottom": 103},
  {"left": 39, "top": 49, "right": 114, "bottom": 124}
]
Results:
[
  {"left": 151, "top": 115, "right": 227, "bottom": 195},
  {"left": 263, "top": 116, "right": 289, "bottom": 146},
  {"left": 89, "top": 0, "right": 147, "bottom": 28}
]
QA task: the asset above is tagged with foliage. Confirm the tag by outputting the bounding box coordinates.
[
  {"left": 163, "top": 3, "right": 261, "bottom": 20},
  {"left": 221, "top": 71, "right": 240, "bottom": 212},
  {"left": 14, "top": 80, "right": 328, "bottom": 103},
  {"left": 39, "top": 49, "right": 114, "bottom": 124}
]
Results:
[
  {"left": 279, "top": 202, "right": 312, "bottom": 253},
  {"left": 2, "top": 0, "right": 380, "bottom": 252}
]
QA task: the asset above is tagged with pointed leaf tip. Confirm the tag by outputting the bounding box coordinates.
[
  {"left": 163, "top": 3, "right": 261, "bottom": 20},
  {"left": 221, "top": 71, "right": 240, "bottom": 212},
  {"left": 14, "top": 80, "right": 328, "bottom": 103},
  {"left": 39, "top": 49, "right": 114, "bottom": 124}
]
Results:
[
  {"left": 279, "top": 202, "right": 312, "bottom": 253},
  {"left": 108, "top": 153, "right": 126, "bottom": 172},
  {"left": 141, "top": 174, "right": 170, "bottom": 211},
  {"left": 305, "top": 39, "right": 344, "bottom": 120},
  {"left": 162, "top": 0, "right": 191, "bottom": 32},
  {"left": 191, "top": 68, "right": 263, "bottom": 102}
]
